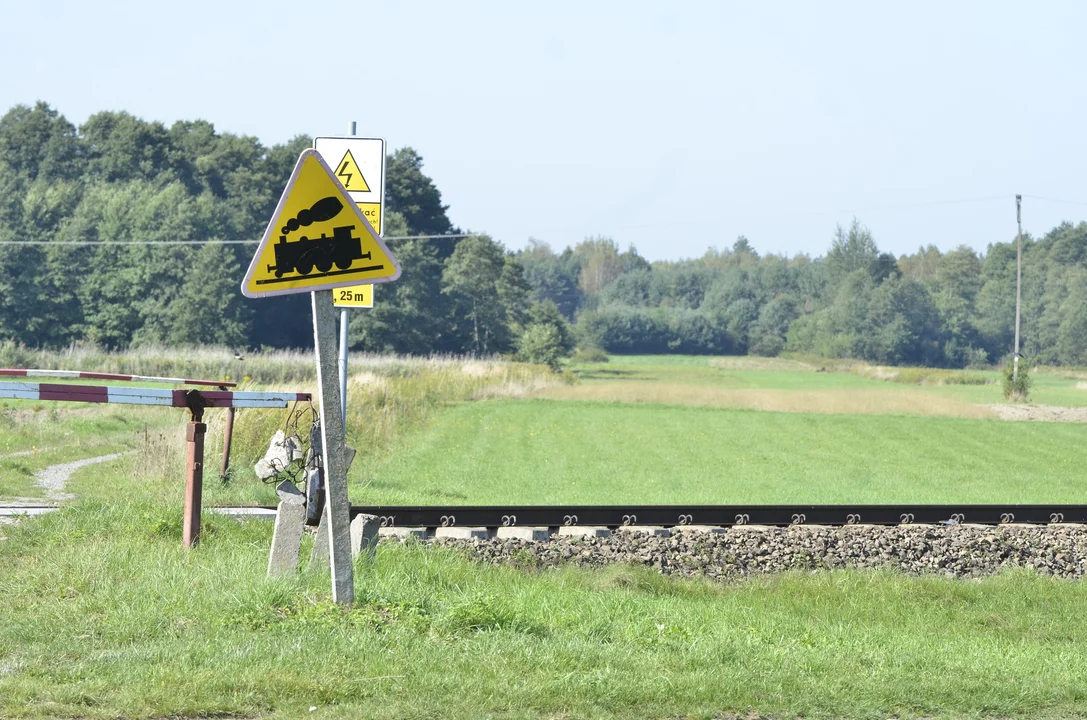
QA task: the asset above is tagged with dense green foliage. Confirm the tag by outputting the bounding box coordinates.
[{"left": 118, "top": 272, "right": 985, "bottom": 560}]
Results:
[
  {"left": 523, "top": 222, "right": 1087, "bottom": 367},
  {"left": 0, "top": 102, "right": 563, "bottom": 356},
  {"left": 2, "top": 103, "right": 1086, "bottom": 366}
]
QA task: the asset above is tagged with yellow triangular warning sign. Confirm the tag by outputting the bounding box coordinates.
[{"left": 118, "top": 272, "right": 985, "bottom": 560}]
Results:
[
  {"left": 333, "top": 149, "right": 370, "bottom": 192},
  {"left": 241, "top": 149, "right": 400, "bottom": 298}
]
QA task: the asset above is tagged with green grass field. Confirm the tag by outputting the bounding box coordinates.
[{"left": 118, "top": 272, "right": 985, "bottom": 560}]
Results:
[
  {"left": 3, "top": 352, "right": 1087, "bottom": 718},
  {"left": 351, "top": 355, "right": 1087, "bottom": 505},
  {"left": 355, "top": 399, "right": 1087, "bottom": 505}
]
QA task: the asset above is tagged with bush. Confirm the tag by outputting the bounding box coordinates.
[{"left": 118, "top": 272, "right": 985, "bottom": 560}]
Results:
[
  {"left": 1002, "top": 355, "right": 1032, "bottom": 401},
  {"left": 964, "top": 347, "right": 991, "bottom": 370},
  {"left": 570, "top": 346, "right": 609, "bottom": 363},
  {"left": 516, "top": 323, "right": 565, "bottom": 371}
]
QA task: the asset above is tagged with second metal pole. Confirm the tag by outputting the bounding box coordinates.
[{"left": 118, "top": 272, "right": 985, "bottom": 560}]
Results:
[
  {"left": 339, "top": 308, "right": 349, "bottom": 435},
  {"left": 338, "top": 120, "right": 356, "bottom": 435}
]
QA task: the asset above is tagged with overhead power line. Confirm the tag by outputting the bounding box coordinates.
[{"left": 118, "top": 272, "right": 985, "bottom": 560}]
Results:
[
  {"left": 1022, "top": 195, "right": 1087, "bottom": 208},
  {"left": 0, "top": 234, "right": 473, "bottom": 246}
]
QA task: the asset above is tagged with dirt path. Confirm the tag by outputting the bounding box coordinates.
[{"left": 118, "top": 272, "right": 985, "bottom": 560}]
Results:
[{"left": 33, "top": 451, "right": 133, "bottom": 501}]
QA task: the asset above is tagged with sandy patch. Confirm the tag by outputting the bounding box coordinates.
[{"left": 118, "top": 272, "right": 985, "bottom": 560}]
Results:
[
  {"left": 708, "top": 357, "right": 815, "bottom": 372},
  {"left": 987, "top": 404, "right": 1087, "bottom": 422},
  {"left": 1076, "top": 382, "right": 1087, "bottom": 390}
]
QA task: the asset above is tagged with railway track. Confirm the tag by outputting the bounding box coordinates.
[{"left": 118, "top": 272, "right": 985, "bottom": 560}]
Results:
[
  {"left": 342, "top": 504, "right": 1087, "bottom": 530},
  {"left": 9, "top": 503, "right": 1084, "bottom": 535}
]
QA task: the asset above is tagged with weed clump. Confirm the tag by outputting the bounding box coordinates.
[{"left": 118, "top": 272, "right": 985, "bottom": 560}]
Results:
[
  {"left": 1002, "top": 355, "right": 1032, "bottom": 402},
  {"left": 571, "top": 345, "right": 609, "bottom": 363}
]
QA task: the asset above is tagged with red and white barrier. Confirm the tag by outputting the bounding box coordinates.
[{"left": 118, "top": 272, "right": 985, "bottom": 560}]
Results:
[
  {"left": 0, "top": 369, "right": 236, "bottom": 388},
  {"left": 0, "top": 382, "right": 309, "bottom": 408}
]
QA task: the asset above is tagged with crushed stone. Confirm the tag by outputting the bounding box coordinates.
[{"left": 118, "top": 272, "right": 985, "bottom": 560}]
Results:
[{"left": 413, "top": 524, "right": 1087, "bottom": 580}]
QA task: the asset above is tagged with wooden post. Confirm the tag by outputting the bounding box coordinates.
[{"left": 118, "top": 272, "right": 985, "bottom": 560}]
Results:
[
  {"left": 311, "top": 289, "right": 354, "bottom": 605},
  {"left": 183, "top": 421, "right": 206, "bottom": 548}
]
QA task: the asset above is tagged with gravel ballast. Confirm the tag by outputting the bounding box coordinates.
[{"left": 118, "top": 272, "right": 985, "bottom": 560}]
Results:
[{"left": 408, "top": 524, "right": 1087, "bottom": 579}]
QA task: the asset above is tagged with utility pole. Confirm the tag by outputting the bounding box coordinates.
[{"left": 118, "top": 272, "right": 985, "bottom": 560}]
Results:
[{"left": 1013, "top": 194, "right": 1023, "bottom": 383}]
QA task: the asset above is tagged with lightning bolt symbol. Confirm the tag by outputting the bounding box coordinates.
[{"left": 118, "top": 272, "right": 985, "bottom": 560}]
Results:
[{"left": 337, "top": 160, "right": 353, "bottom": 188}]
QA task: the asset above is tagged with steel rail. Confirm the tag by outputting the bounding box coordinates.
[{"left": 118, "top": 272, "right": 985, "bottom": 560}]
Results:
[{"left": 324, "top": 504, "right": 1087, "bottom": 528}]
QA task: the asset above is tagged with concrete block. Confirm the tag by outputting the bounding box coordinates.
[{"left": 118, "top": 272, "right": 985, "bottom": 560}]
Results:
[
  {"left": 557, "top": 526, "right": 611, "bottom": 538},
  {"left": 675, "top": 524, "right": 726, "bottom": 534},
  {"left": 728, "top": 524, "right": 774, "bottom": 532},
  {"left": 378, "top": 526, "right": 428, "bottom": 540},
  {"left": 211, "top": 507, "right": 276, "bottom": 520},
  {"left": 267, "top": 481, "right": 305, "bottom": 577},
  {"left": 434, "top": 526, "right": 490, "bottom": 540},
  {"left": 617, "top": 525, "right": 670, "bottom": 536},
  {"left": 496, "top": 526, "right": 552, "bottom": 541},
  {"left": 309, "top": 516, "right": 330, "bottom": 571},
  {"left": 350, "top": 513, "right": 379, "bottom": 562}
]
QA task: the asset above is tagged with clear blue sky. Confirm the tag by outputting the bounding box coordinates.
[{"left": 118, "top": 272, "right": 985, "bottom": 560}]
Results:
[{"left": 2, "top": 0, "right": 1085, "bottom": 261}]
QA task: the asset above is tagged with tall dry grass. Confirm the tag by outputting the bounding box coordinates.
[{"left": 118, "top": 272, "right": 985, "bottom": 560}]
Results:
[
  {"left": 848, "top": 363, "right": 993, "bottom": 386},
  {"left": 228, "top": 356, "right": 568, "bottom": 475},
  {"left": 0, "top": 341, "right": 556, "bottom": 388}
]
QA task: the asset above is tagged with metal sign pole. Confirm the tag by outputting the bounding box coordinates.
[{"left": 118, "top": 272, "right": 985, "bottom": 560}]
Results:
[
  {"left": 338, "top": 120, "right": 356, "bottom": 435},
  {"left": 312, "top": 288, "right": 354, "bottom": 604}
]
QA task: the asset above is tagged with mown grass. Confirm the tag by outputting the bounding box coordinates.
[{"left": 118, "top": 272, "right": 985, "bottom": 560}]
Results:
[
  {"left": 355, "top": 399, "right": 1087, "bottom": 505},
  {"left": 3, "top": 488, "right": 1087, "bottom": 719}
]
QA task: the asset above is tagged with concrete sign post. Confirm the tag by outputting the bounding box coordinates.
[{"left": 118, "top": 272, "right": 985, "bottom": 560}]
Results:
[{"left": 311, "top": 288, "right": 354, "bottom": 604}]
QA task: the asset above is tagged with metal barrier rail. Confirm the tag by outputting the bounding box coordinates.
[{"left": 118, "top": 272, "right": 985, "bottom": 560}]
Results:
[
  {"left": 0, "top": 381, "right": 305, "bottom": 408},
  {"left": 342, "top": 504, "right": 1087, "bottom": 528},
  {"left": 0, "top": 368, "right": 237, "bottom": 387}
]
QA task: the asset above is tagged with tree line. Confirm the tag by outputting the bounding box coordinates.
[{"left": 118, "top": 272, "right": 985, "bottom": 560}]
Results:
[{"left": 1, "top": 102, "right": 1085, "bottom": 367}]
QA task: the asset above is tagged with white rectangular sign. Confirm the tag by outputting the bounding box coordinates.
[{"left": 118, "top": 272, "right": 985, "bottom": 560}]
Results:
[{"left": 313, "top": 136, "right": 386, "bottom": 235}]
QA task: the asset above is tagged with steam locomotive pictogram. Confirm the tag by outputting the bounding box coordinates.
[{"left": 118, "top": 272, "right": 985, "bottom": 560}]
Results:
[
  {"left": 265, "top": 195, "right": 371, "bottom": 277},
  {"left": 266, "top": 225, "right": 370, "bottom": 277}
]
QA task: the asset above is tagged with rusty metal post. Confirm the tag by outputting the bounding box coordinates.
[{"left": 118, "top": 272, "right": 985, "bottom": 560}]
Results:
[
  {"left": 182, "top": 392, "right": 208, "bottom": 549},
  {"left": 220, "top": 407, "right": 235, "bottom": 480},
  {"left": 184, "top": 421, "right": 206, "bottom": 548},
  {"left": 181, "top": 391, "right": 206, "bottom": 550}
]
